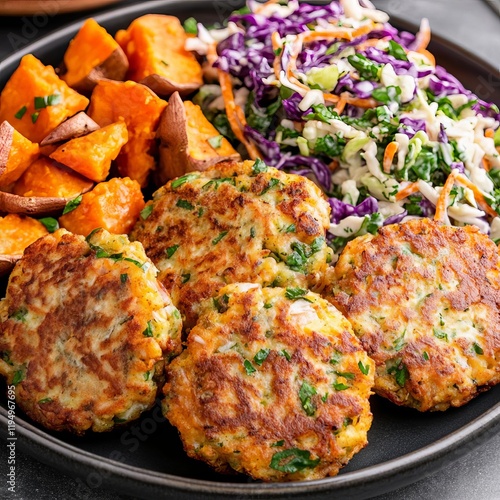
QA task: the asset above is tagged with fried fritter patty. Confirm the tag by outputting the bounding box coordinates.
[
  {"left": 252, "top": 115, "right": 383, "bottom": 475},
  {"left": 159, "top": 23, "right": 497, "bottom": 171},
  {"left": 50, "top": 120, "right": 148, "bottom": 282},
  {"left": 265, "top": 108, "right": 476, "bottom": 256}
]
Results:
[
  {"left": 164, "top": 283, "right": 374, "bottom": 482},
  {"left": 0, "top": 229, "right": 182, "bottom": 434},
  {"left": 325, "top": 218, "right": 500, "bottom": 412},
  {"left": 131, "top": 160, "right": 333, "bottom": 327}
]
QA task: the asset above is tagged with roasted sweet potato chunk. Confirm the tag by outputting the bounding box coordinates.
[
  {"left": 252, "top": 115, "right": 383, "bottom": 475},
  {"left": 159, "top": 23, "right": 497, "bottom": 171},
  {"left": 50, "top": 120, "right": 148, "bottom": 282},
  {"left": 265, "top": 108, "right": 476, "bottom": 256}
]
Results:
[
  {"left": 49, "top": 121, "right": 128, "bottom": 182},
  {"left": 40, "top": 112, "right": 100, "bottom": 146},
  {"left": 0, "top": 54, "right": 89, "bottom": 143},
  {"left": 61, "top": 19, "right": 129, "bottom": 94},
  {"left": 59, "top": 177, "right": 145, "bottom": 236},
  {"left": 13, "top": 157, "right": 93, "bottom": 198},
  {"left": 115, "top": 14, "right": 203, "bottom": 96},
  {"left": 88, "top": 80, "right": 166, "bottom": 187},
  {"left": 157, "top": 92, "right": 240, "bottom": 184},
  {"left": 0, "top": 214, "right": 48, "bottom": 255},
  {"left": 0, "top": 121, "right": 39, "bottom": 188}
]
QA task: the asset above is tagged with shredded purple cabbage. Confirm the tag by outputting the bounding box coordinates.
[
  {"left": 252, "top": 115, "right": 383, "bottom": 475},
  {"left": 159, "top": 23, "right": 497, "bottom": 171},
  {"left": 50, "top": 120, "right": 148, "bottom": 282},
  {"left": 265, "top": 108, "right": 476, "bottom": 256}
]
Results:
[
  {"left": 329, "top": 196, "right": 379, "bottom": 224},
  {"left": 398, "top": 117, "right": 427, "bottom": 137},
  {"left": 384, "top": 211, "right": 408, "bottom": 225}
]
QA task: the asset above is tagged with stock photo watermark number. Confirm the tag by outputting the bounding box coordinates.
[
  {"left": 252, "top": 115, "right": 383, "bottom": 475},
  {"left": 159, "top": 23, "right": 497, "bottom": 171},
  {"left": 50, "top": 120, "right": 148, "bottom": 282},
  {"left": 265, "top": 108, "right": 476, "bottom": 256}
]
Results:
[{"left": 5, "top": 385, "right": 17, "bottom": 493}]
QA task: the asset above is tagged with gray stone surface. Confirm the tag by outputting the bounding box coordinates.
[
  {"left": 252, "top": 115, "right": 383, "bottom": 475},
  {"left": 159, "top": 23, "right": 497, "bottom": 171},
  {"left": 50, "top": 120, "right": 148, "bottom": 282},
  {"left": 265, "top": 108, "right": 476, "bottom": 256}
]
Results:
[{"left": 0, "top": 1, "right": 499, "bottom": 499}]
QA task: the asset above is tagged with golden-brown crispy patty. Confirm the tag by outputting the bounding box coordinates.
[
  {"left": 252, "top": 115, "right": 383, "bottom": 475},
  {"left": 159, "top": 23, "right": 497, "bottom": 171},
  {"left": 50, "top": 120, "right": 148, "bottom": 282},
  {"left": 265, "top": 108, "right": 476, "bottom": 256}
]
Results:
[
  {"left": 324, "top": 218, "right": 500, "bottom": 411},
  {"left": 0, "top": 228, "right": 182, "bottom": 434},
  {"left": 163, "top": 283, "right": 374, "bottom": 482},
  {"left": 131, "top": 160, "right": 333, "bottom": 328}
]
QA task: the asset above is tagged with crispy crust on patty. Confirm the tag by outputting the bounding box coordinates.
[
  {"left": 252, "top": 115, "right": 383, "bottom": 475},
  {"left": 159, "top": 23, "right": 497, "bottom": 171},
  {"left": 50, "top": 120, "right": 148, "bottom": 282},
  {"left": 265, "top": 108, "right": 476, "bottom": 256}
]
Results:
[
  {"left": 163, "top": 283, "right": 374, "bottom": 481},
  {"left": 325, "top": 218, "right": 500, "bottom": 411},
  {"left": 0, "top": 229, "right": 182, "bottom": 434},
  {"left": 131, "top": 160, "right": 333, "bottom": 328}
]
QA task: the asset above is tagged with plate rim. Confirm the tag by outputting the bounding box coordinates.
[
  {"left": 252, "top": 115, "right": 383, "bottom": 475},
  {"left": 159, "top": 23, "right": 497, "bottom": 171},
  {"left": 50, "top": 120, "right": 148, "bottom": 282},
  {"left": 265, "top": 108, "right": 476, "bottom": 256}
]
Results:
[{"left": 0, "top": 0, "right": 499, "bottom": 498}]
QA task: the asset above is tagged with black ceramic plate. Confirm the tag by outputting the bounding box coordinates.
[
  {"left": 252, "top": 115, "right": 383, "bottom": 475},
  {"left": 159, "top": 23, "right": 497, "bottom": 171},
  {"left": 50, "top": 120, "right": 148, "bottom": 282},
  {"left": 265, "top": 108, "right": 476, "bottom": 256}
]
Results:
[{"left": 0, "top": 2, "right": 500, "bottom": 499}]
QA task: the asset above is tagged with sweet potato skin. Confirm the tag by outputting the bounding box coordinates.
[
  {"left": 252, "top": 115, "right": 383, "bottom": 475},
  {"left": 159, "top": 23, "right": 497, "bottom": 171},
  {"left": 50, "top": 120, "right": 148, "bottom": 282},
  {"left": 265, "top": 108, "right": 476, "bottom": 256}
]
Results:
[
  {"left": 59, "top": 177, "right": 145, "bottom": 236},
  {"left": 157, "top": 92, "right": 240, "bottom": 184},
  {"left": 61, "top": 18, "right": 129, "bottom": 94},
  {"left": 0, "top": 54, "right": 89, "bottom": 143},
  {"left": 0, "top": 214, "right": 48, "bottom": 255},
  {"left": 49, "top": 121, "right": 128, "bottom": 182},
  {"left": 13, "top": 157, "right": 94, "bottom": 198},
  {"left": 88, "top": 80, "right": 166, "bottom": 187},
  {"left": 40, "top": 112, "right": 100, "bottom": 146},
  {"left": 0, "top": 121, "right": 40, "bottom": 187},
  {"left": 115, "top": 14, "right": 203, "bottom": 96}
]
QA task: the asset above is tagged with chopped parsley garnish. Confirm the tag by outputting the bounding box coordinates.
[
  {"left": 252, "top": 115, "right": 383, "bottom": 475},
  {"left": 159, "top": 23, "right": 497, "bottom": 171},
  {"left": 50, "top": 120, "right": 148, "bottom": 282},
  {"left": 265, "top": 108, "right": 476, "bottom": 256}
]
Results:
[
  {"left": 250, "top": 227, "right": 256, "bottom": 238},
  {"left": 38, "top": 398, "right": 52, "bottom": 404},
  {"left": 270, "top": 448, "right": 320, "bottom": 473},
  {"left": 473, "top": 342, "right": 484, "bottom": 355},
  {"left": 252, "top": 158, "right": 268, "bottom": 175},
  {"left": 388, "top": 360, "right": 409, "bottom": 387},
  {"left": 254, "top": 348, "right": 270, "bottom": 366},
  {"left": 34, "top": 93, "right": 61, "bottom": 109},
  {"left": 433, "top": 328, "right": 448, "bottom": 342},
  {"left": 358, "top": 361, "right": 370, "bottom": 376},
  {"left": 244, "top": 359, "right": 256, "bottom": 375},
  {"left": 313, "top": 133, "right": 346, "bottom": 157},
  {"left": 329, "top": 351, "right": 342, "bottom": 365},
  {"left": 12, "top": 370, "right": 24, "bottom": 386},
  {"left": 144, "top": 371, "right": 151, "bottom": 381},
  {"left": 283, "top": 224, "right": 296, "bottom": 233},
  {"left": 39, "top": 217, "right": 59, "bottom": 233},
  {"left": 140, "top": 204, "right": 154, "bottom": 220},
  {"left": 176, "top": 199, "right": 194, "bottom": 210},
  {"left": 212, "top": 231, "right": 228, "bottom": 245},
  {"left": 260, "top": 177, "right": 282, "bottom": 195},
  {"left": 142, "top": 321, "right": 154, "bottom": 338},
  {"left": 183, "top": 16, "right": 198, "bottom": 34},
  {"left": 10, "top": 306, "right": 28, "bottom": 322},
  {"left": 14, "top": 106, "right": 27, "bottom": 119},
  {"left": 280, "top": 349, "right": 292, "bottom": 361},
  {"left": 264, "top": 302, "right": 273, "bottom": 309},
  {"left": 31, "top": 112, "right": 40, "bottom": 123},
  {"left": 213, "top": 294, "right": 229, "bottom": 313},
  {"left": 333, "top": 382, "right": 349, "bottom": 391},
  {"left": 165, "top": 245, "right": 179, "bottom": 258},
  {"left": 160, "top": 60, "right": 169, "bottom": 66},
  {"left": 304, "top": 103, "right": 338, "bottom": 124},
  {"left": 120, "top": 273, "right": 128, "bottom": 284},
  {"left": 202, "top": 177, "right": 236, "bottom": 190},
  {"left": 372, "top": 85, "right": 402, "bottom": 105},
  {"left": 422, "top": 351, "right": 430, "bottom": 361},
  {"left": 181, "top": 273, "right": 191, "bottom": 284},
  {"left": 299, "top": 381, "right": 317, "bottom": 416},
  {"left": 285, "top": 287, "right": 309, "bottom": 300},
  {"left": 321, "top": 393, "right": 329, "bottom": 403},
  {"left": 335, "top": 371, "right": 355, "bottom": 380},
  {"left": 63, "top": 195, "right": 82, "bottom": 214},
  {"left": 271, "top": 440, "right": 285, "bottom": 448},
  {"left": 347, "top": 53, "right": 381, "bottom": 80},
  {"left": 171, "top": 173, "right": 198, "bottom": 189},
  {"left": 207, "top": 135, "right": 223, "bottom": 149}
]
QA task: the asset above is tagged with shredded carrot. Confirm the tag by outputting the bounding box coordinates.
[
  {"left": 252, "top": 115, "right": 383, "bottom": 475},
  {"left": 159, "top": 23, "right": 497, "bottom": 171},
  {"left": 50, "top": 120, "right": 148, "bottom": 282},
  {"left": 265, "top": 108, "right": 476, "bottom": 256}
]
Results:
[
  {"left": 419, "top": 49, "right": 436, "bottom": 67},
  {"left": 206, "top": 42, "right": 218, "bottom": 67},
  {"left": 415, "top": 18, "right": 431, "bottom": 53},
  {"left": 356, "top": 36, "right": 389, "bottom": 51},
  {"left": 395, "top": 182, "right": 420, "bottom": 201},
  {"left": 323, "top": 93, "right": 341, "bottom": 104},
  {"left": 434, "top": 171, "right": 457, "bottom": 222},
  {"left": 485, "top": 128, "right": 495, "bottom": 139},
  {"left": 383, "top": 142, "right": 399, "bottom": 173},
  {"left": 218, "top": 69, "right": 261, "bottom": 160},
  {"left": 454, "top": 173, "right": 499, "bottom": 218},
  {"left": 328, "top": 159, "right": 340, "bottom": 172},
  {"left": 334, "top": 95, "right": 347, "bottom": 114},
  {"left": 271, "top": 32, "right": 283, "bottom": 79},
  {"left": 483, "top": 157, "right": 492, "bottom": 172},
  {"left": 254, "top": 0, "right": 280, "bottom": 14},
  {"left": 344, "top": 95, "right": 378, "bottom": 109}
]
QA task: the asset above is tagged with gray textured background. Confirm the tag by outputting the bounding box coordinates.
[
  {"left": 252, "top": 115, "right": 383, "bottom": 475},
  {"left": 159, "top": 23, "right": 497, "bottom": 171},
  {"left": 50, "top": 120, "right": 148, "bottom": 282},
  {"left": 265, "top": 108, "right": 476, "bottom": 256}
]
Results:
[{"left": 0, "top": 0, "right": 499, "bottom": 499}]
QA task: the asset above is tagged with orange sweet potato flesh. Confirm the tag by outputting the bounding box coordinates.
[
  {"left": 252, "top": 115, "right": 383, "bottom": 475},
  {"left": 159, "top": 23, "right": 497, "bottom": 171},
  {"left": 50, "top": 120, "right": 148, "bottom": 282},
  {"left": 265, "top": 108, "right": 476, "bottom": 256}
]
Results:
[
  {"left": 61, "top": 18, "right": 129, "bottom": 94},
  {"left": 157, "top": 92, "right": 240, "bottom": 184},
  {"left": 0, "top": 214, "right": 48, "bottom": 255},
  {"left": 49, "top": 121, "right": 128, "bottom": 182},
  {"left": 0, "top": 121, "right": 40, "bottom": 187},
  {"left": 88, "top": 80, "right": 166, "bottom": 187},
  {"left": 0, "top": 54, "right": 89, "bottom": 143},
  {"left": 13, "top": 157, "right": 94, "bottom": 198},
  {"left": 59, "top": 177, "right": 145, "bottom": 236},
  {"left": 115, "top": 14, "right": 203, "bottom": 96}
]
